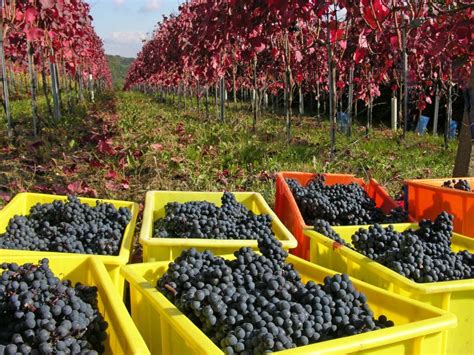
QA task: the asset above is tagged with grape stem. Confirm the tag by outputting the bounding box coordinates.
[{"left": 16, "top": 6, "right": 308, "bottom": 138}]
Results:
[{"left": 164, "top": 283, "right": 178, "bottom": 297}]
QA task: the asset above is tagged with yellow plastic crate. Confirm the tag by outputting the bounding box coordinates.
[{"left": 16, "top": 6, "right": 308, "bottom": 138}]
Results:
[
  {"left": 0, "top": 255, "right": 150, "bottom": 355},
  {"left": 140, "top": 191, "right": 297, "bottom": 262},
  {"left": 0, "top": 193, "right": 139, "bottom": 298},
  {"left": 121, "top": 254, "right": 456, "bottom": 355},
  {"left": 305, "top": 224, "right": 474, "bottom": 354}
]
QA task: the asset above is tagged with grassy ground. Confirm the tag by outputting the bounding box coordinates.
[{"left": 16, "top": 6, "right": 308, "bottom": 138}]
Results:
[{"left": 0, "top": 90, "right": 456, "bottom": 210}]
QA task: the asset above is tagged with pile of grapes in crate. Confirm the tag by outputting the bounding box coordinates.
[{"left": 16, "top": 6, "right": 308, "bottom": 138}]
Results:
[
  {"left": 153, "top": 192, "right": 272, "bottom": 240},
  {"left": 158, "top": 232, "right": 394, "bottom": 354},
  {"left": 1, "top": 173, "right": 472, "bottom": 355},
  {"left": 441, "top": 179, "right": 472, "bottom": 192},
  {"left": 0, "top": 259, "right": 108, "bottom": 354},
  {"left": 0, "top": 196, "right": 131, "bottom": 255},
  {"left": 286, "top": 175, "right": 408, "bottom": 226},
  {"left": 313, "top": 212, "right": 473, "bottom": 283}
]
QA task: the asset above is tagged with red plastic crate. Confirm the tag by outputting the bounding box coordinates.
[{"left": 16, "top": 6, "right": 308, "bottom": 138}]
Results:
[
  {"left": 405, "top": 177, "right": 474, "bottom": 238},
  {"left": 275, "top": 172, "right": 414, "bottom": 260}
]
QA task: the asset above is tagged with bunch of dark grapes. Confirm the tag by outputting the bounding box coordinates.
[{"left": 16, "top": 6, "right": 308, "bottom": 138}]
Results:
[
  {"left": 313, "top": 219, "right": 352, "bottom": 249},
  {"left": 441, "top": 179, "right": 472, "bottom": 192},
  {"left": 153, "top": 192, "right": 274, "bottom": 240},
  {"left": 0, "top": 196, "right": 132, "bottom": 255},
  {"left": 157, "top": 231, "right": 393, "bottom": 354},
  {"left": 286, "top": 176, "right": 408, "bottom": 226},
  {"left": 352, "top": 212, "right": 473, "bottom": 283},
  {"left": 0, "top": 259, "right": 108, "bottom": 354}
]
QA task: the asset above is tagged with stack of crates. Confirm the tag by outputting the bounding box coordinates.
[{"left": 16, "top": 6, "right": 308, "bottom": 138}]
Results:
[
  {"left": 121, "top": 186, "right": 466, "bottom": 354},
  {"left": 0, "top": 193, "right": 150, "bottom": 354},
  {"left": 1, "top": 173, "right": 473, "bottom": 354},
  {"left": 0, "top": 193, "right": 140, "bottom": 298},
  {"left": 274, "top": 172, "right": 415, "bottom": 260}
]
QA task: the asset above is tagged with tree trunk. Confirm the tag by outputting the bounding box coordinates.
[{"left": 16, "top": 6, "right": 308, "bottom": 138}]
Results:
[
  {"left": 232, "top": 67, "right": 237, "bottom": 104},
  {"left": 177, "top": 84, "right": 181, "bottom": 107},
  {"left": 398, "top": 83, "right": 402, "bottom": 127},
  {"left": 285, "top": 32, "right": 292, "bottom": 142},
  {"left": 67, "top": 76, "right": 74, "bottom": 111},
  {"left": 402, "top": 22, "right": 408, "bottom": 139},
  {"left": 27, "top": 42, "right": 38, "bottom": 136},
  {"left": 328, "top": 27, "right": 336, "bottom": 156},
  {"left": 445, "top": 82, "right": 453, "bottom": 149},
  {"left": 330, "top": 67, "right": 337, "bottom": 150},
  {"left": 323, "top": 93, "right": 327, "bottom": 114},
  {"left": 183, "top": 84, "right": 187, "bottom": 110},
  {"left": 0, "top": 24, "right": 13, "bottom": 138},
  {"left": 77, "top": 68, "right": 85, "bottom": 103},
  {"left": 197, "top": 81, "right": 201, "bottom": 114},
  {"left": 220, "top": 77, "right": 225, "bottom": 122},
  {"left": 316, "top": 81, "right": 320, "bottom": 119},
  {"left": 299, "top": 84, "right": 304, "bottom": 116},
  {"left": 41, "top": 60, "right": 52, "bottom": 116},
  {"left": 9, "top": 69, "right": 16, "bottom": 96},
  {"left": 73, "top": 73, "right": 79, "bottom": 103},
  {"left": 215, "top": 83, "right": 219, "bottom": 120},
  {"left": 433, "top": 84, "right": 440, "bottom": 135},
  {"left": 205, "top": 87, "right": 209, "bottom": 118},
  {"left": 64, "top": 65, "right": 73, "bottom": 112},
  {"left": 253, "top": 56, "right": 258, "bottom": 131},
  {"left": 347, "top": 65, "right": 354, "bottom": 137},
  {"left": 54, "top": 63, "right": 63, "bottom": 110},
  {"left": 453, "top": 66, "right": 474, "bottom": 176},
  {"left": 366, "top": 98, "right": 373, "bottom": 138},
  {"left": 50, "top": 60, "right": 61, "bottom": 120}
]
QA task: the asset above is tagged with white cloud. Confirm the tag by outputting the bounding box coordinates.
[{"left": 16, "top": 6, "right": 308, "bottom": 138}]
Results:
[
  {"left": 140, "top": 0, "right": 162, "bottom": 12},
  {"left": 107, "top": 31, "right": 147, "bottom": 44},
  {"left": 104, "top": 31, "right": 148, "bottom": 57},
  {"left": 112, "top": 0, "right": 124, "bottom": 5}
]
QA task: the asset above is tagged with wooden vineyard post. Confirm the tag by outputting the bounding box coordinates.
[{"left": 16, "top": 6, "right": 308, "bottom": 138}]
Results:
[
  {"left": 402, "top": 21, "right": 408, "bottom": 139},
  {"left": 445, "top": 79, "right": 453, "bottom": 149},
  {"left": 205, "top": 86, "right": 209, "bottom": 118},
  {"left": 327, "top": 9, "right": 336, "bottom": 156},
  {"left": 347, "top": 65, "right": 354, "bottom": 137},
  {"left": 220, "top": 77, "right": 225, "bottom": 122},
  {"left": 27, "top": 41, "right": 38, "bottom": 136},
  {"left": 285, "top": 31, "right": 292, "bottom": 142},
  {"left": 0, "top": 22, "right": 12, "bottom": 138},
  {"left": 253, "top": 56, "right": 258, "bottom": 131},
  {"left": 299, "top": 84, "right": 304, "bottom": 116},
  {"left": 433, "top": 83, "right": 440, "bottom": 135},
  {"left": 50, "top": 59, "right": 62, "bottom": 120}
]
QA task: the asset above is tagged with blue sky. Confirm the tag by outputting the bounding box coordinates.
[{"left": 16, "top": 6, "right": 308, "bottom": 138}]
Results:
[{"left": 87, "top": 0, "right": 184, "bottom": 58}]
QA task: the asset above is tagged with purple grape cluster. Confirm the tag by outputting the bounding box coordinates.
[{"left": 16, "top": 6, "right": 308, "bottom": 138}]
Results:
[
  {"left": 0, "top": 259, "right": 108, "bottom": 354},
  {"left": 154, "top": 192, "right": 273, "bottom": 240},
  {"left": 352, "top": 212, "right": 473, "bottom": 282},
  {"left": 442, "top": 179, "right": 471, "bottom": 192},
  {"left": 286, "top": 176, "right": 408, "bottom": 226},
  {"left": 0, "top": 196, "right": 131, "bottom": 255},
  {"left": 158, "top": 229, "right": 393, "bottom": 354}
]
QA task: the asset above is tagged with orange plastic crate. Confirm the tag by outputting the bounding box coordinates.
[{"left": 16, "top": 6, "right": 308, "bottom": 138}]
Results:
[
  {"left": 405, "top": 177, "right": 474, "bottom": 238},
  {"left": 275, "top": 172, "right": 414, "bottom": 260}
]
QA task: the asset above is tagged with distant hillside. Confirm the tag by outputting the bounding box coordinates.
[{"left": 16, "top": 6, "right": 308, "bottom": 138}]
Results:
[{"left": 107, "top": 55, "right": 134, "bottom": 89}]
